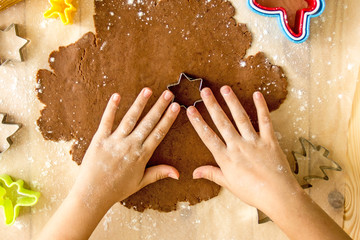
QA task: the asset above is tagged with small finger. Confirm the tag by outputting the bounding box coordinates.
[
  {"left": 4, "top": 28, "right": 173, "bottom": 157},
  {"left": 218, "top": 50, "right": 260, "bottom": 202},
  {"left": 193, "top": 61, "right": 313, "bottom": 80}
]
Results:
[
  {"left": 193, "top": 165, "right": 227, "bottom": 187},
  {"left": 187, "top": 106, "right": 226, "bottom": 157},
  {"left": 115, "top": 88, "right": 152, "bottom": 136},
  {"left": 220, "top": 86, "right": 258, "bottom": 141},
  {"left": 201, "top": 88, "right": 240, "bottom": 143},
  {"left": 96, "top": 93, "right": 121, "bottom": 138},
  {"left": 132, "top": 90, "right": 173, "bottom": 141},
  {"left": 140, "top": 164, "right": 179, "bottom": 188},
  {"left": 143, "top": 102, "right": 180, "bottom": 152},
  {"left": 253, "top": 92, "right": 275, "bottom": 141}
]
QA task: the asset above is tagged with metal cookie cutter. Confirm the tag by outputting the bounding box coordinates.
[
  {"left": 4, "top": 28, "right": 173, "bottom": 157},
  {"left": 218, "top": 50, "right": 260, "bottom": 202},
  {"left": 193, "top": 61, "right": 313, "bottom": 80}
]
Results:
[
  {"left": 292, "top": 137, "right": 342, "bottom": 189},
  {"left": 0, "top": 174, "right": 40, "bottom": 225},
  {"left": 258, "top": 137, "right": 342, "bottom": 224},
  {"left": 0, "top": 23, "right": 29, "bottom": 66},
  {"left": 167, "top": 73, "right": 203, "bottom": 109},
  {"left": 248, "top": 0, "right": 325, "bottom": 43},
  {"left": 0, "top": 113, "right": 21, "bottom": 154}
]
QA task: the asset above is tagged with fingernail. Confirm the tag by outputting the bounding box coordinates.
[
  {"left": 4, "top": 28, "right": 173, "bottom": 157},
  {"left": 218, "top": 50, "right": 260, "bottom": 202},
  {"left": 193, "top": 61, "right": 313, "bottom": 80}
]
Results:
[
  {"left": 112, "top": 93, "right": 120, "bottom": 102},
  {"left": 171, "top": 103, "right": 180, "bottom": 112},
  {"left": 168, "top": 173, "right": 179, "bottom": 180},
  {"left": 221, "top": 86, "right": 231, "bottom": 95},
  {"left": 164, "top": 90, "right": 173, "bottom": 101},
  {"left": 187, "top": 106, "right": 197, "bottom": 116},
  {"left": 193, "top": 171, "right": 202, "bottom": 179},
  {"left": 201, "top": 88, "right": 212, "bottom": 98},
  {"left": 254, "top": 91, "right": 262, "bottom": 100},
  {"left": 143, "top": 88, "right": 152, "bottom": 98}
]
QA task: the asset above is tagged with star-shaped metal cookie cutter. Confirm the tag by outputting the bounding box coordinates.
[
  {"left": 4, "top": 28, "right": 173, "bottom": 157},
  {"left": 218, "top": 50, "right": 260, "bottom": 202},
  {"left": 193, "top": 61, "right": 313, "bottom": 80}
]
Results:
[
  {"left": 0, "top": 174, "right": 40, "bottom": 225},
  {"left": 167, "top": 73, "right": 203, "bottom": 109},
  {"left": 0, "top": 113, "right": 22, "bottom": 154},
  {"left": 0, "top": 23, "right": 29, "bottom": 66}
]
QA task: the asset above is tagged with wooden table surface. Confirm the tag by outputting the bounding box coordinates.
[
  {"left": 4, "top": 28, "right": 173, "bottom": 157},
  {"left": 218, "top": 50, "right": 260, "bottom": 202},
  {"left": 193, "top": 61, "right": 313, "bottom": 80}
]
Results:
[{"left": 0, "top": 0, "right": 359, "bottom": 239}]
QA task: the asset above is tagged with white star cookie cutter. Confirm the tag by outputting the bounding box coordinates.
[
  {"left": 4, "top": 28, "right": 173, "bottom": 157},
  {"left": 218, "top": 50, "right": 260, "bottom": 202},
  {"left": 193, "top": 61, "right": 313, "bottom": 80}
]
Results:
[
  {"left": 0, "top": 113, "right": 22, "bottom": 154},
  {"left": 0, "top": 23, "right": 29, "bottom": 66}
]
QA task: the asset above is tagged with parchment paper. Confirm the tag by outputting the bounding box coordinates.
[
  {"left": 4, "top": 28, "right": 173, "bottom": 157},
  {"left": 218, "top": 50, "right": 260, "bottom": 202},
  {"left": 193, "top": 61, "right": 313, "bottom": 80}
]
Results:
[{"left": 0, "top": 0, "right": 359, "bottom": 239}]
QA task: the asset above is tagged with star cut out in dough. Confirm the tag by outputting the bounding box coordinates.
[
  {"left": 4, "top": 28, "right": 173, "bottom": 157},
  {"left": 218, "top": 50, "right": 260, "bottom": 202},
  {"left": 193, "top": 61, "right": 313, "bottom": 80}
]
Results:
[
  {"left": 0, "top": 174, "right": 40, "bottom": 225},
  {"left": 167, "top": 73, "right": 203, "bottom": 108},
  {"left": 0, "top": 24, "right": 29, "bottom": 66},
  {"left": 248, "top": 0, "right": 325, "bottom": 43},
  {"left": 43, "top": 0, "right": 77, "bottom": 25},
  {"left": 0, "top": 113, "right": 21, "bottom": 154}
]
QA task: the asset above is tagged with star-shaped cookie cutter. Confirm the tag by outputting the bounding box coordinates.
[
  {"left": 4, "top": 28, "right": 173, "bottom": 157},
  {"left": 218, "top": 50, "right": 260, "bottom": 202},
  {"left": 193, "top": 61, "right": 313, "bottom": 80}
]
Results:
[
  {"left": 247, "top": 0, "right": 325, "bottom": 43},
  {"left": 0, "top": 174, "right": 40, "bottom": 225},
  {"left": 167, "top": 73, "right": 203, "bottom": 109},
  {"left": 0, "top": 24, "right": 29, "bottom": 66},
  {"left": 43, "top": 0, "right": 77, "bottom": 25},
  {"left": 0, "top": 113, "right": 21, "bottom": 154}
]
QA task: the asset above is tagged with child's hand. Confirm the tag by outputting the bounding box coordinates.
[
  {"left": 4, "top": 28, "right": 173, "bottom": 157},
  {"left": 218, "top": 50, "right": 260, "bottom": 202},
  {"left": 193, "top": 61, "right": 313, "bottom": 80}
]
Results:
[
  {"left": 187, "top": 86, "right": 301, "bottom": 216},
  {"left": 73, "top": 88, "right": 180, "bottom": 208}
]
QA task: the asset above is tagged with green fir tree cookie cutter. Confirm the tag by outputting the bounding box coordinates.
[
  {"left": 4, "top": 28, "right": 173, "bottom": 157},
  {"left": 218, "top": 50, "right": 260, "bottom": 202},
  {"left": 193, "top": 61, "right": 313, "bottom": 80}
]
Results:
[{"left": 0, "top": 174, "right": 40, "bottom": 225}]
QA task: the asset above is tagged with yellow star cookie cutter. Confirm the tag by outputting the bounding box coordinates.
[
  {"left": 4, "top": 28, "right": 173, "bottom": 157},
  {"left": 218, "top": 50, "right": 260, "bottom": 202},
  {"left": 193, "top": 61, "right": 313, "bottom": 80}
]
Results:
[
  {"left": 43, "top": 0, "right": 77, "bottom": 25},
  {"left": 0, "top": 174, "right": 40, "bottom": 226}
]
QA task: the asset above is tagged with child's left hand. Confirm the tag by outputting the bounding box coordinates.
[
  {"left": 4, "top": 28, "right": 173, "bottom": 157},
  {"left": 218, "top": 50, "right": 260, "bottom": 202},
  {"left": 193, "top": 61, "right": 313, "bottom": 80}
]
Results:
[{"left": 72, "top": 88, "right": 180, "bottom": 208}]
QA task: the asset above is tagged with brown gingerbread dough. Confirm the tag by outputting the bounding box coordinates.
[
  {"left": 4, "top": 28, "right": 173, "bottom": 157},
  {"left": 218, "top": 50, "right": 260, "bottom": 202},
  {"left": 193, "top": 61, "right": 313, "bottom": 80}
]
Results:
[
  {"left": 256, "top": 0, "right": 309, "bottom": 30},
  {"left": 36, "top": 0, "right": 288, "bottom": 212}
]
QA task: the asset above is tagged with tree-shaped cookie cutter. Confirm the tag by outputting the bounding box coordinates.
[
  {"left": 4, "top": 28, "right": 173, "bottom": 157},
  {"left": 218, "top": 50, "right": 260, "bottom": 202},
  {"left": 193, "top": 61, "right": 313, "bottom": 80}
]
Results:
[
  {"left": 0, "top": 174, "right": 40, "bottom": 225},
  {"left": 0, "top": 23, "right": 29, "bottom": 66},
  {"left": 258, "top": 137, "right": 343, "bottom": 224},
  {"left": 0, "top": 113, "right": 21, "bottom": 154},
  {"left": 247, "top": 0, "right": 325, "bottom": 43},
  {"left": 292, "top": 137, "right": 342, "bottom": 189},
  {"left": 167, "top": 73, "right": 204, "bottom": 109}
]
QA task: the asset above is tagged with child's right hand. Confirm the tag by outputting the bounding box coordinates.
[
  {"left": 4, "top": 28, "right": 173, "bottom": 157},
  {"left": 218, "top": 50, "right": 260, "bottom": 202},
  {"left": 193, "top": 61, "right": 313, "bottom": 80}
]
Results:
[
  {"left": 187, "top": 86, "right": 352, "bottom": 240},
  {"left": 186, "top": 86, "right": 302, "bottom": 216}
]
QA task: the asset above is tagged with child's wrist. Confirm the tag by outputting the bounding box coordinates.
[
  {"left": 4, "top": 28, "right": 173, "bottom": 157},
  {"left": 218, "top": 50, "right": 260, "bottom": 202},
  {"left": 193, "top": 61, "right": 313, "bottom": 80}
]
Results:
[
  {"left": 69, "top": 181, "right": 115, "bottom": 213},
  {"left": 263, "top": 183, "right": 307, "bottom": 223}
]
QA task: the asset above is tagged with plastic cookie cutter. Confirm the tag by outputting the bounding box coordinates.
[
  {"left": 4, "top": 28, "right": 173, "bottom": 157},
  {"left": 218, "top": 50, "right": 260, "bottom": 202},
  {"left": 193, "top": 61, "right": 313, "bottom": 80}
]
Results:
[
  {"left": 0, "top": 174, "right": 40, "bottom": 225},
  {"left": 0, "top": 23, "right": 29, "bottom": 66},
  {"left": 247, "top": 0, "right": 325, "bottom": 43},
  {"left": 43, "top": 0, "right": 77, "bottom": 25},
  {"left": 0, "top": 0, "right": 24, "bottom": 12},
  {"left": 167, "top": 73, "right": 203, "bottom": 108},
  {"left": 0, "top": 113, "right": 21, "bottom": 154}
]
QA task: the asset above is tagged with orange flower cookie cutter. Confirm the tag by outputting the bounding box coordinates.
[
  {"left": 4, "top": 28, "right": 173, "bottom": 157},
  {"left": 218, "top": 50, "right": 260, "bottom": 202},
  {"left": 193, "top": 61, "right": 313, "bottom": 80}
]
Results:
[{"left": 43, "top": 0, "right": 77, "bottom": 25}]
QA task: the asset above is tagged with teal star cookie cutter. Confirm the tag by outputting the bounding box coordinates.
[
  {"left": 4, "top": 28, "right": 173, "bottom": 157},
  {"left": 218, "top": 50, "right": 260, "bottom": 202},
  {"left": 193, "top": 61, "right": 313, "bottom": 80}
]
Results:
[{"left": 0, "top": 174, "right": 40, "bottom": 226}]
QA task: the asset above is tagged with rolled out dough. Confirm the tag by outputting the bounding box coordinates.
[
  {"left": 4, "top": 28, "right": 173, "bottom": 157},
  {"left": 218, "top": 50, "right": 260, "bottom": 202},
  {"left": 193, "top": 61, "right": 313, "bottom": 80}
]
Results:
[{"left": 36, "top": 0, "right": 287, "bottom": 212}]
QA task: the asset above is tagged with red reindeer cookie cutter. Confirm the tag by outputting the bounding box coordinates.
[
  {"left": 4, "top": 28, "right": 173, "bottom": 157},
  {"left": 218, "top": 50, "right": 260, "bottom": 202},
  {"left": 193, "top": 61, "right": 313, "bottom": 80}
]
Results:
[{"left": 248, "top": 0, "right": 325, "bottom": 43}]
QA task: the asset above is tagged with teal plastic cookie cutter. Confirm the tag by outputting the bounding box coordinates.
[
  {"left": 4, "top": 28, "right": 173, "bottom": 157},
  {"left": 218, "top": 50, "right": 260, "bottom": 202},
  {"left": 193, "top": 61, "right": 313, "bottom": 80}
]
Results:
[{"left": 0, "top": 174, "right": 40, "bottom": 225}]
